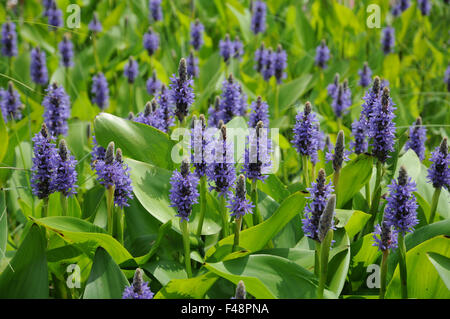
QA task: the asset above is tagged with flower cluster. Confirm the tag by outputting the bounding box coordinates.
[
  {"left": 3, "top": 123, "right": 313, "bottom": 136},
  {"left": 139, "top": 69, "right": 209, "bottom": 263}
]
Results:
[
  {"left": 88, "top": 13, "right": 102, "bottom": 33},
  {"left": 227, "top": 175, "right": 253, "bottom": 218},
  {"left": 243, "top": 121, "right": 272, "bottom": 181},
  {"left": 143, "top": 27, "right": 159, "bottom": 56},
  {"left": 250, "top": 0, "right": 266, "bottom": 35},
  {"left": 254, "top": 43, "right": 265, "bottom": 73},
  {"left": 291, "top": 102, "right": 320, "bottom": 157},
  {"left": 42, "top": 83, "right": 71, "bottom": 137},
  {"left": 427, "top": 138, "right": 450, "bottom": 189},
  {"left": 91, "top": 72, "right": 109, "bottom": 110},
  {"left": 372, "top": 221, "right": 398, "bottom": 251},
  {"left": 350, "top": 115, "right": 368, "bottom": 155},
  {"left": 186, "top": 50, "right": 199, "bottom": 78},
  {"left": 218, "top": 74, "right": 242, "bottom": 124},
  {"left": 122, "top": 268, "right": 154, "bottom": 299},
  {"left": 58, "top": 35, "right": 74, "bottom": 68},
  {"left": 1, "top": 19, "right": 18, "bottom": 57},
  {"left": 207, "top": 96, "right": 221, "bottom": 128},
  {"left": 30, "top": 46, "right": 48, "bottom": 85},
  {"left": 418, "top": 0, "right": 431, "bottom": 16},
  {"left": 404, "top": 117, "right": 426, "bottom": 161},
  {"left": 149, "top": 0, "right": 163, "bottom": 22},
  {"left": 0, "top": 81, "right": 22, "bottom": 122},
  {"left": 123, "top": 57, "right": 139, "bottom": 84},
  {"left": 54, "top": 139, "right": 78, "bottom": 197},
  {"left": 169, "top": 58, "right": 195, "bottom": 123},
  {"left": 381, "top": 27, "right": 395, "bottom": 54},
  {"left": 327, "top": 73, "right": 340, "bottom": 98},
  {"left": 273, "top": 45, "right": 287, "bottom": 84},
  {"left": 191, "top": 115, "right": 209, "bottom": 177},
  {"left": 146, "top": 70, "right": 161, "bottom": 96},
  {"left": 219, "top": 34, "right": 244, "bottom": 63},
  {"left": 331, "top": 81, "right": 351, "bottom": 118},
  {"left": 169, "top": 159, "right": 199, "bottom": 221},
  {"left": 190, "top": 19, "right": 204, "bottom": 51},
  {"left": 248, "top": 96, "right": 269, "bottom": 128},
  {"left": 315, "top": 40, "right": 330, "bottom": 69},
  {"left": 46, "top": 1, "right": 62, "bottom": 29},
  {"left": 358, "top": 62, "right": 372, "bottom": 88},
  {"left": 153, "top": 85, "right": 174, "bottom": 132}
]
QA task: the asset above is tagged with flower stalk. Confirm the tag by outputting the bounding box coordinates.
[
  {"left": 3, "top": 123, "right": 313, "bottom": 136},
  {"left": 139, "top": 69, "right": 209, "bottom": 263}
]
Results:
[
  {"left": 398, "top": 232, "right": 408, "bottom": 299},
  {"left": 428, "top": 187, "right": 441, "bottom": 224},
  {"left": 196, "top": 176, "right": 207, "bottom": 236},
  {"left": 180, "top": 218, "right": 192, "bottom": 278}
]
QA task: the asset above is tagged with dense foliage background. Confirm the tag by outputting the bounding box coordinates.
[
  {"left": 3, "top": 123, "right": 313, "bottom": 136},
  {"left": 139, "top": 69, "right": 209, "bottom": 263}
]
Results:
[{"left": 0, "top": 0, "right": 449, "bottom": 299}]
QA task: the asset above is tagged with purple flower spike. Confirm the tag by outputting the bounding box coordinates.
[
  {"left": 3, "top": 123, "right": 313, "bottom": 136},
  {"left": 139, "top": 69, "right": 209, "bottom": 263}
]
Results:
[
  {"left": 325, "top": 131, "right": 349, "bottom": 172},
  {"left": 384, "top": 166, "right": 418, "bottom": 234},
  {"left": 331, "top": 82, "right": 351, "bottom": 118},
  {"left": 1, "top": 19, "right": 18, "bottom": 57},
  {"left": 206, "top": 125, "right": 236, "bottom": 198},
  {"left": 47, "top": 1, "right": 63, "bottom": 29},
  {"left": 361, "top": 76, "right": 381, "bottom": 127},
  {"left": 91, "top": 135, "right": 106, "bottom": 167},
  {"left": 262, "top": 48, "right": 274, "bottom": 82},
  {"left": 218, "top": 74, "right": 241, "bottom": 124},
  {"left": 0, "top": 81, "right": 22, "bottom": 122},
  {"left": 143, "top": 27, "right": 159, "bottom": 56},
  {"left": 327, "top": 73, "right": 340, "bottom": 99},
  {"left": 381, "top": 27, "right": 395, "bottom": 54},
  {"left": 124, "top": 57, "right": 139, "bottom": 84},
  {"left": 146, "top": 70, "right": 161, "bottom": 96},
  {"left": 30, "top": 46, "right": 48, "bottom": 85},
  {"left": 404, "top": 117, "right": 426, "bottom": 161},
  {"left": 254, "top": 43, "right": 265, "bottom": 73},
  {"left": 427, "top": 138, "right": 450, "bottom": 189},
  {"left": 233, "top": 36, "right": 244, "bottom": 60},
  {"left": 55, "top": 139, "right": 78, "bottom": 197},
  {"left": 291, "top": 102, "right": 320, "bottom": 157},
  {"left": 315, "top": 40, "right": 330, "bottom": 69},
  {"left": 43, "top": 83, "right": 71, "bottom": 137},
  {"left": 273, "top": 45, "right": 287, "bottom": 84},
  {"left": 251, "top": 0, "right": 266, "bottom": 35},
  {"left": 237, "top": 85, "right": 247, "bottom": 116},
  {"left": 248, "top": 96, "right": 269, "bottom": 128},
  {"left": 91, "top": 72, "right": 109, "bottom": 110},
  {"left": 302, "top": 169, "right": 334, "bottom": 241},
  {"left": 228, "top": 175, "right": 254, "bottom": 218},
  {"left": 149, "top": 0, "right": 163, "bottom": 22},
  {"left": 88, "top": 13, "right": 102, "bottom": 33},
  {"left": 122, "top": 268, "right": 154, "bottom": 299},
  {"left": 134, "top": 101, "right": 155, "bottom": 126},
  {"left": 243, "top": 121, "right": 272, "bottom": 181},
  {"left": 208, "top": 96, "right": 221, "bottom": 128},
  {"left": 418, "top": 0, "right": 431, "bottom": 16},
  {"left": 169, "top": 159, "right": 200, "bottom": 221},
  {"left": 58, "top": 35, "right": 74, "bottom": 68},
  {"left": 31, "top": 124, "right": 58, "bottom": 199},
  {"left": 169, "top": 58, "right": 195, "bottom": 123},
  {"left": 444, "top": 65, "right": 450, "bottom": 92},
  {"left": 190, "top": 19, "right": 204, "bottom": 51},
  {"left": 191, "top": 115, "right": 210, "bottom": 177},
  {"left": 368, "top": 87, "right": 396, "bottom": 163},
  {"left": 350, "top": 115, "right": 368, "bottom": 155},
  {"left": 358, "top": 62, "right": 372, "bottom": 88},
  {"left": 219, "top": 34, "right": 234, "bottom": 64},
  {"left": 373, "top": 221, "right": 398, "bottom": 251},
  {"left": 186, "top": 51, "right": 199, "bottom": 78},
  {"left": 154, "top": 84, "right": 174, "bottom": 132}
]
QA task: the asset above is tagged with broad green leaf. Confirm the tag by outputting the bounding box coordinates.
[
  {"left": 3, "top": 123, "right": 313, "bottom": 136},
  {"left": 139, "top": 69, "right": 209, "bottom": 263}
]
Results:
[
  {"left": 141, "top": 259, "right": 188, "bottom": 286},
  {"left": 0, "top": 191, "right": 6, "bottom": 257},
  {"left": 268, "top": 74, "right": 313, "bottom": 113},
  {"left": 258, "top": 174, "right": 289, "bottom": 204},
  {"left": 0, "top": 111, "right": 8, "bottom": 163},
  {"left": 83, "top": 247, "right": 129, "bottom": 299},
  {"left": 335, "top": 209, "right": 371, "bottom": 239},
  {"left": 94, "top": 113, "right": 175, "bottom": 170},
  {"left": 154, "top": 272, "right": 218, "bottom": 299},
  {"left": 386, "top": 236, "right": 450, "bottom": 299},
  {"left": 0, "top": 224, "right": 49, "bottom": 298},
  {"left": 326, "top": 230, "right": 350, "bottom": 296},
  {"left": 427, "top": 252, "right": 450, "bottom": 290}
]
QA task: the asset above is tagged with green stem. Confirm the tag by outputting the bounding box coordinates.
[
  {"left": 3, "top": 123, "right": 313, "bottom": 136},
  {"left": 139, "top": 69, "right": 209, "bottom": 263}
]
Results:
[
  {"left": 282, "top": 149, "right": 288, "bottom": 184},
  {"left": 428, "top": 187, "right": 441, "bottom": 224},
  {"left": 42, "top": 197, "right": 49, "bottom": 218},
  {"left": 317, "top": 229, "right": 333, "bottom": 299},
  {"left": 314, "top": 241, "right": 320, "bottom": 277},
  {"left": 366, "top": 161, "right": 383, "bottom": 233},
  {"left": 251, "top": 180, "right": 262, "bottom": 226},
  {"left": 302, "top": 155, "right": 309, "bottom": 186},
  {"left": 113, "top": 207, "right": 124, "bottom": 245},
  {"left": 333, "top": 169, "right": 340, "bottom": 196},
  {"left": 106, "top": 185, "right": 115, "bottom": 235},
  {"left": 180, "top": 219, "right": 192, "bottom": 278},
  {"left": 311, "top": 164, "right": 316, "bottom": 184},
  {"left": 398, "top": 232, "right": 408, "bottom": 299},
  {"left": 93, "top": 35, "right": 101, "bottom": 71},
  {"left": 233, "top": 216, "right": 242, "bottom": 252},
  {"left": 196, "top": 176, "right": 207, "bottom": 236},
  {"left": 337, "top": 117, "right": 342, "bottom": 132},
  {"left": 379, "top": 250, "right": 389, "bottom": 299},
  {"left": 220, "top": 195, "right": 229, "bottom": 238},
  {"left": 60, "top": 193, "right": 68, "bottom": 216},
  {"left": 365, "top": 182, "right": 371, "bottom": 205},
  {"left": 275, "top": 84, "right": 280, "bottom": 118}
]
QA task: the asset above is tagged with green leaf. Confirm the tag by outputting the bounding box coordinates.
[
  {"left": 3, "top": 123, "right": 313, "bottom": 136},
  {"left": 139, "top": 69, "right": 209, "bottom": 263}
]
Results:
[
  {"left": 94, "top": 113, "right": 175, "bottom": 170},
  {"left": 427, "top": 252, "right": 450, "bottom": 290},
  {"left": 205, "top": 192, "right": 306, "bottom": 261},
  {"left": 83, "top": 247, "right": 129, "bottom": 299},
  {"left": 0, "top": 224, "right": 49, "bottom": 298},
  {"left": 335, "top": 209, "right": 371, "bottom": 239},
  {"left": 326, "top": 230, "right": 350, "bottom": 296},
  {"left": 154, "top": 272, "right": 218, "bottom": 299},
  {"left": 268, "top": 74, "right": 313, "bottom": 113},
  {"left": 141, "top": 259, "right": 188, "bottom": 286},
  {"left": 205, "top": 254, "right": 336, "bottom": 299},
  {"left": 0, "top": 191, "right": 6, "bottom": 257},
  {"left": 386, "top": 236, "right": 450, "bottom": 299},
  {"left": 0, "top": 111, "right": 8, "bottom": 163}
]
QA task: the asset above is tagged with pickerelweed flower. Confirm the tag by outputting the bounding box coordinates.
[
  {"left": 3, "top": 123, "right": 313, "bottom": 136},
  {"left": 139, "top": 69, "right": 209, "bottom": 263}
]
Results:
[
  {"left": 88, "top": 13, "right": 102, "bottom": 33},
  {"left": 31, "top": 124, "right": 58, "bottom": 199},
  {"left": 273, "top": 44, "right": 287, "bottom": 84},
  {"left": 427, "top": 138, "right": 450, "bottom": 189},
  {"left": 227, "top": 175, "right": 253, "bottom": 218},
  {"left": 262, "top": 48, "right": 274, "bottom": 81},
  {"left": 208, "top": 96, "right": 221, "bottom": 128},
  {"left": 418, "top": 0, "right": 431, "bottom": 15},
  {"left": 91, "top": 135, "right": 106, "bottom": 166},
  {"left": 143, "top": 27, "right": 159, "bottom": 56},
  {"left": 190, "top": 19, "right": 204, "bottom": 51},
  {"left": 315, "top": 40, "right": 330, "bottom": 69},
  {"left": 149, "top": 0, "right": 163, "bottom": 22},
  {"left": 292, "top": 102, "right": 320, "bottom": 157},
  {"left": 219, "top": 34, "right": 233, "bottom": 64},
  {"left": 368, "top": 87, "right": 396, "bottom": 163},
  {"left": 331, "top": 83, "right": 350, "bottom": 118},
  {"left": 47, "top": 1, "right": 62, "bottom": 29},
  {"left": 191, "top": 114, "right": 210, "bottom": 177},
  {"left": 127, "top": 112, "right": 134, "bottom": 120},
  {"left": 373, "top": 221, "right": 398, "bottom": 251},
  {"left": 248, "top": 96, "right": 269, "bottom": 128},
  {"left": 153, "top": 84, "right": 174, "bottom": 132},
  {"left": 327, "top": 73, "right": 340, "bottom": 99},
  {"left": 94, "top": 142, "right": 134, "bottom": 208},
  {"left": 30, "top": 46, "right": 48, "bottom": 85},
  {"left": 254, "top": 43, "right": 265, "bottom": 73},
  {"left": 361, "top": 76, "right": 381, "bottom": 127},
  {"left": 233, "top": 36, "right": 244, "bottom": 60},
  {"left": 122, "top": 268, "right": 154, "bottom": 299},
  {"left": 43, "top": 0, "right": 54, "bottom": 16},
  {"left": 58, "top": 35, "right": 74, "bottom": 68},
  {"left": 237, "top": 85, "right": 247, "bottom": 116},
  {"left": 251, "top": 0, "right": 266, "bottom": 35},
  {"left": 169, "top": 159, "right": 200, "bottom": 221},
  {"left": 1, "top": 19, "right": 18, "bottom": 57},
  {"left": 404, "top": 117, "right": 426, "bottom": 161},
  {"left": 232, "top": 280, "right": 247, "bottom": 299},
  {"left": 206, "top": 125, "right": 236, "bottom": 198},
  {"left": 186, "top": 50, "right": 199, "bottom": 78},
  {"left": 326, "top": 131, "right": 349, "bottom": 172},
  {"left": 0, "top": 81, "right": 22, "bottom": 122},
  {"left": 91, "top": 72, "right": 109, "bottom": 110},
  {"left": 318, "top": 194, "right": 336, "bottom": 243},
  {"left": 146, "top": 70, "right": 161, "bottom": 96},
  {"left": 350, "top": 115, "right": 368, "bottom": 155},
  {"left": 133, "top": 101, "right": 154, "bottom": 126},
  {"left": 302, "top": 169, "right": 334, "bottom": 241},
  {"left": 43, "top": 83, "right": 71, "bottom": 137},
  {"left": 358, "top": 62, "right": 372, "bottom": 88},
  {"left": 219, "top": 74, "right": 241, "bottom": 124},
  {"left": 444, "top": 64, "right": 450, "bottom": 92},
  {"left": 384, "top": 166, "right": 418, "bottom": 233},
  {"left": 243, "top": 121, "right": 272, "bottom": 181},
  {"left": 381, "top": 27, "right": 395, "bottom": 54},
  {"left": 169, "top": 58, "right": 195, "bottom": 123},
  {"left": 54, "top": 139, "right": 77, "bottom": 197},
  {"left": 123, "top": 57, "right": 139, "bottom": 84}
]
